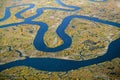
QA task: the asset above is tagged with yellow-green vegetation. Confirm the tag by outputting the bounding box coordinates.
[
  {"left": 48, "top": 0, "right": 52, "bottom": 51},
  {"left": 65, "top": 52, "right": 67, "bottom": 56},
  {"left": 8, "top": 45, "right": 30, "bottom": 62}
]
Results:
[
  {"left": 0, "top": 58, "right": 120, "bottom": 80},
  {"left": 0, "top": 0, "right": 120, "bottom": 79},
  {"left": 0, "top": 0, "right": 120, "bottom": 63},
  {"left": 0, "top": 0, "right": 5, "bottom": 18},
  {"left": 0, "top": 0, "right": 4, "bottom": 8}
]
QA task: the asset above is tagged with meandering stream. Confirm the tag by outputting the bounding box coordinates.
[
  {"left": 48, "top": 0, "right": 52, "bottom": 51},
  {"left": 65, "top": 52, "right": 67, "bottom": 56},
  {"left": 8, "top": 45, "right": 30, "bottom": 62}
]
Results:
[{"left": 0, "top": 0, "right": 119, "bottom": 72}]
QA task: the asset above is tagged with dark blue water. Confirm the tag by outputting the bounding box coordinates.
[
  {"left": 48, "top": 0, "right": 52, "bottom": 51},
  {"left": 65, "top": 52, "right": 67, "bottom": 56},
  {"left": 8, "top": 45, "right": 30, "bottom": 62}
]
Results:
[
  {"left": 0, "top": 4, "right": 35, "bottom": 21},
  {"left": 0, "top": 38, "right": 120, "bottom": 72},
  {"left": 0, "top": 0, "right": 120, "bottom": 72}
]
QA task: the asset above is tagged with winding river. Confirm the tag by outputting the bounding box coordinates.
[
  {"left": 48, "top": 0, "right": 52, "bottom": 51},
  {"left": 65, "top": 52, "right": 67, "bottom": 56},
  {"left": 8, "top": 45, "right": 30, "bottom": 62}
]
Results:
[{"left": 0, "top": 0, "right": 120, "bottom": 72}]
